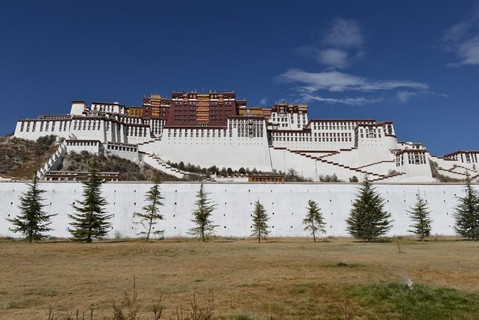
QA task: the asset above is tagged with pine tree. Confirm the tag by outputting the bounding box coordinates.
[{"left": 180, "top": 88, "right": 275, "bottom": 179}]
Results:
[
  {"left": 189, "top": 184, "right": 217, "bottom": 242},
  {"left": 68, "top": 157, "right": 112, "bottom": 242},
  {"left": 251, "top": 200, "right": 269, "bottom": 242},
  {"left": 133, "top": 175, "right": 165, "bottom": 241},
  {"left": 346, "top": 178, "right": 392, "bottom": 242},
  {"left": 303, "top": 200, "right": 326, "bottom": 242},
  {"left": 408, "top": 195, "right": 432, "bottom": 241},
  {"left": 8, "top": 175, "right": 55, "bottom": 242},
  {"left": 454, "top": 173, "right": 479, "bottom": 240}
]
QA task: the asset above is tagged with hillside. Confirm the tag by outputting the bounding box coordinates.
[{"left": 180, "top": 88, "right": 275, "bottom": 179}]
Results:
[
  {"left": 0, "top": 135, "right": 57, "bottom": 180},
  {"left": 62, "top": 151, "right": 180, "bottom": 181},
  {"left": 0, "top": 135, "right": 180, "bottom": 181}
]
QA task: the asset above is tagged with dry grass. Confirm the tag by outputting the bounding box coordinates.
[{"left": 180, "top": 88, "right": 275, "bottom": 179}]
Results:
[
  {"left": 0, "top": 135, "right": 58, "bottom": 179},
  {"left": 1, "top": 237, "right": 479, "bottom": 319}
]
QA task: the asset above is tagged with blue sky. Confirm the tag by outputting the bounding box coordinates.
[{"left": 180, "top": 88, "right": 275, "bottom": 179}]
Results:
[{"left": 1, "top": 0, "right": 478, "bottom": 155}]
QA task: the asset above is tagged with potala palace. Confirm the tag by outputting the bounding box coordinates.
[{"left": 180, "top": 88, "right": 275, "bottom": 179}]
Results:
[
  {"left": 2, "top": 91, "right": 479, "bottom": 238},
  {"left": 12, "top": 91, "right": 479, "bottom": 183}
]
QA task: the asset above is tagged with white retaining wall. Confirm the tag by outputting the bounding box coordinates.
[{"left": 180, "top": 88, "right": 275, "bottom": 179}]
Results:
[
  {"left": 0, "top": 182, "right": 470, "bottom": 240},
  {"left": 399, "top": 163, "right": 435, "bottom": 182},
  {"left": 66, "top": 140, "right": 102, "bottom": 154},
  {"left": 158, "top": 135, "right": 272, "bottom": 171},
  {"left": 270, "top": 148, "right": 318, "bottom": 179},
  {"left": 104, "top": 143, "right": 139, "bottom": 163}
]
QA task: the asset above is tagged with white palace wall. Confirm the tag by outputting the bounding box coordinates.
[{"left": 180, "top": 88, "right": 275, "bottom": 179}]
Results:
[
  {"left": 157, "top": 126, "right": 272, "bottom": 171},
  {"left": 14, "top": 119, "right": 73, "bottom": 141},
  {"left": 0, "top": 182, "right": 468, "bottom": 239},
  {"left": 270, "top": 148, "right": 319, "bottom": 179},
  {"left": 159, "top": 136, "right": 272, "bottom": 171}
]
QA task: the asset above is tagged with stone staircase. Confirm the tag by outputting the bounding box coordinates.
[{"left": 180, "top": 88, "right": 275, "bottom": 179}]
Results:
[
  {"left": 137, "top": 137, "right": 162, "bottom": 146},
  {"left": 36, "top": 139, "right": 68, "bottom": 180},
  {"left": 357, "top": 159, "right": 395, "bottom": 170},
  {"left": 439, "top": 164, "right": 479, "bottom": 181},
  {"left": 273, "top": 147, "right": 404, "bottom": 182},
  {"left": 293, "top": 150, "right": 387, "bottom": 180}
]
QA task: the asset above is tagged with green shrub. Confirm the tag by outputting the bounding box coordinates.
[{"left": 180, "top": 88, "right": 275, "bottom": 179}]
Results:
[{"left": 35, "top": 135, "right": 56, "bottom": 155}]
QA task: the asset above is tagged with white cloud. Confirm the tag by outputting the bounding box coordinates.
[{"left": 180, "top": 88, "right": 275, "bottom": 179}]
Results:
[
  {"left": 294, "top": 46, "right": 351, "bottom": 68},
  {"left": 317, "top": 49, "right": 350, "bottom": 69},
  {"left": 324, "top": 19, "right": 363, "bottom": 48},
  {"left": 259, "top": 97, "right": 269, "bottom": 106},
  {"left": 455, "top": 36, "right": 479, "bottom": 65},
  {"left": 277, "top": 69, "right": 429, "bottom": 93},
  {"left": 301, "top": 93, "right": 382, "bottom": 106},
  {"left": 276, "top": 69, "right": 432, "bottom": 106},
  {"left": 284, "top": 18, "right": 440, "bottom": 105},
  {"left": 439, "top": 93, "right": 450, "bottom": 98},
  {"left": 294, "top": 18, "right": 364, "bottom": 69},
  {"left": 442, "top": 10, "right": 479, "bottom": 66},
  {"left": 396, "top": 90, "right": 450, "bottom": 103},
  {"left": 396, "top": 91, "right": 417, "bottom": 103}
]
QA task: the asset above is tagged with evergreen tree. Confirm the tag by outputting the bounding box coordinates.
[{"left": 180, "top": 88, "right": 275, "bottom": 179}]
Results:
[
  {"left": 408, "top": 195, "right": 432, "bottom": 241},
  {"left": 69, "top": 157, "right": 112, "bottom": 242},
  {"left": 189, "top": 184, "right": 217, "bottom": 242},
  {"left": 251, "top": 200, "right": 270, "bottom": 242},
  {"left": 346, "top": 178, "right": 392, "bottom": 242},
  {"left": 133, "top": 175, "right": 164, "bottom": 241},
  {"left": 8, "top": 175, "right": 55, "bottom": 242},
  {"left": 303, "top": 200, "right": 326, "bottom": 242},
  {"left": 454, "top": 173, "right": 479, "bottom": 240}
]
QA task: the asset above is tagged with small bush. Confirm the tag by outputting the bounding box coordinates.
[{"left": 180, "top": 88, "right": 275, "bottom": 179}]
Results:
[
  {"left": 387, "top": 169, "right": 398, "bottom": 176},
  {"left": 35, "top": 135, "right": 56, "bottom": 155},
  {"left": 349, "top": 176, "right": 358, "bottom": 182},
  {"left": 319, "top": 174, "right": 339, "bottom": 182},
  {"left": 284, "top": 168, "right": 311, "bottom": 182}
]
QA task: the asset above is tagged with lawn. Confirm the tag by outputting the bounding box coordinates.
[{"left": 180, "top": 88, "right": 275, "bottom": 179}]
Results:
[{"left": 1, "top": 237, "right": 479, "bottom": 319}]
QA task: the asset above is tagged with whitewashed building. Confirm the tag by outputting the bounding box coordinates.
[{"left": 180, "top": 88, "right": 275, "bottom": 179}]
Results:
[{"left": 13, "top": 92, "right": 479, "bottom": 183}]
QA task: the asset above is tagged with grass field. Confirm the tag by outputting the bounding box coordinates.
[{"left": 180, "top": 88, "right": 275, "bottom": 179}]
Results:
[{"left": 1, "top": 237, "right": 479, "bottom": 319}]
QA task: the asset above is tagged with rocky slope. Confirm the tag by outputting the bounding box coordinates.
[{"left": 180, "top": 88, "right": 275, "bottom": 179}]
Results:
[
  {"left": 0, "top": 135, "right": 179, "bottom": 181},
  {"left": 0, "top": 135, "right": 57, "bottom": 180}
]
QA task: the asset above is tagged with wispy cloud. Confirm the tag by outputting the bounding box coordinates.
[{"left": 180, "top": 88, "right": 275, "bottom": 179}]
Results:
[
  {"left": 295, "top": 18, "right": 364, "bottom": 69},
  {"left": 396, "top": 91, "right": 417, "bottom": 103},
  {"left": 283, "top": 17, "right": 437, "bottom": 106},
  {"left": 317, "top": 49, "right": 350, "bottom": 69},
  {"left": 276, "top": 69, "right": 430, "bottom": 106},
  {"left": 259, "top": 97, "right": 269, "bottom": 106},
  {"left": 277, "top": 69, "right": 429, "bottom": 93},
  {"left": 442, "top": 9, "right": 479, "bottom": 67},
  {"left": 324, "top": 19, "right": 364, "bottom": 48},
  {"left": 301, "top": 94, "right": 382, "bottom": 106}
]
